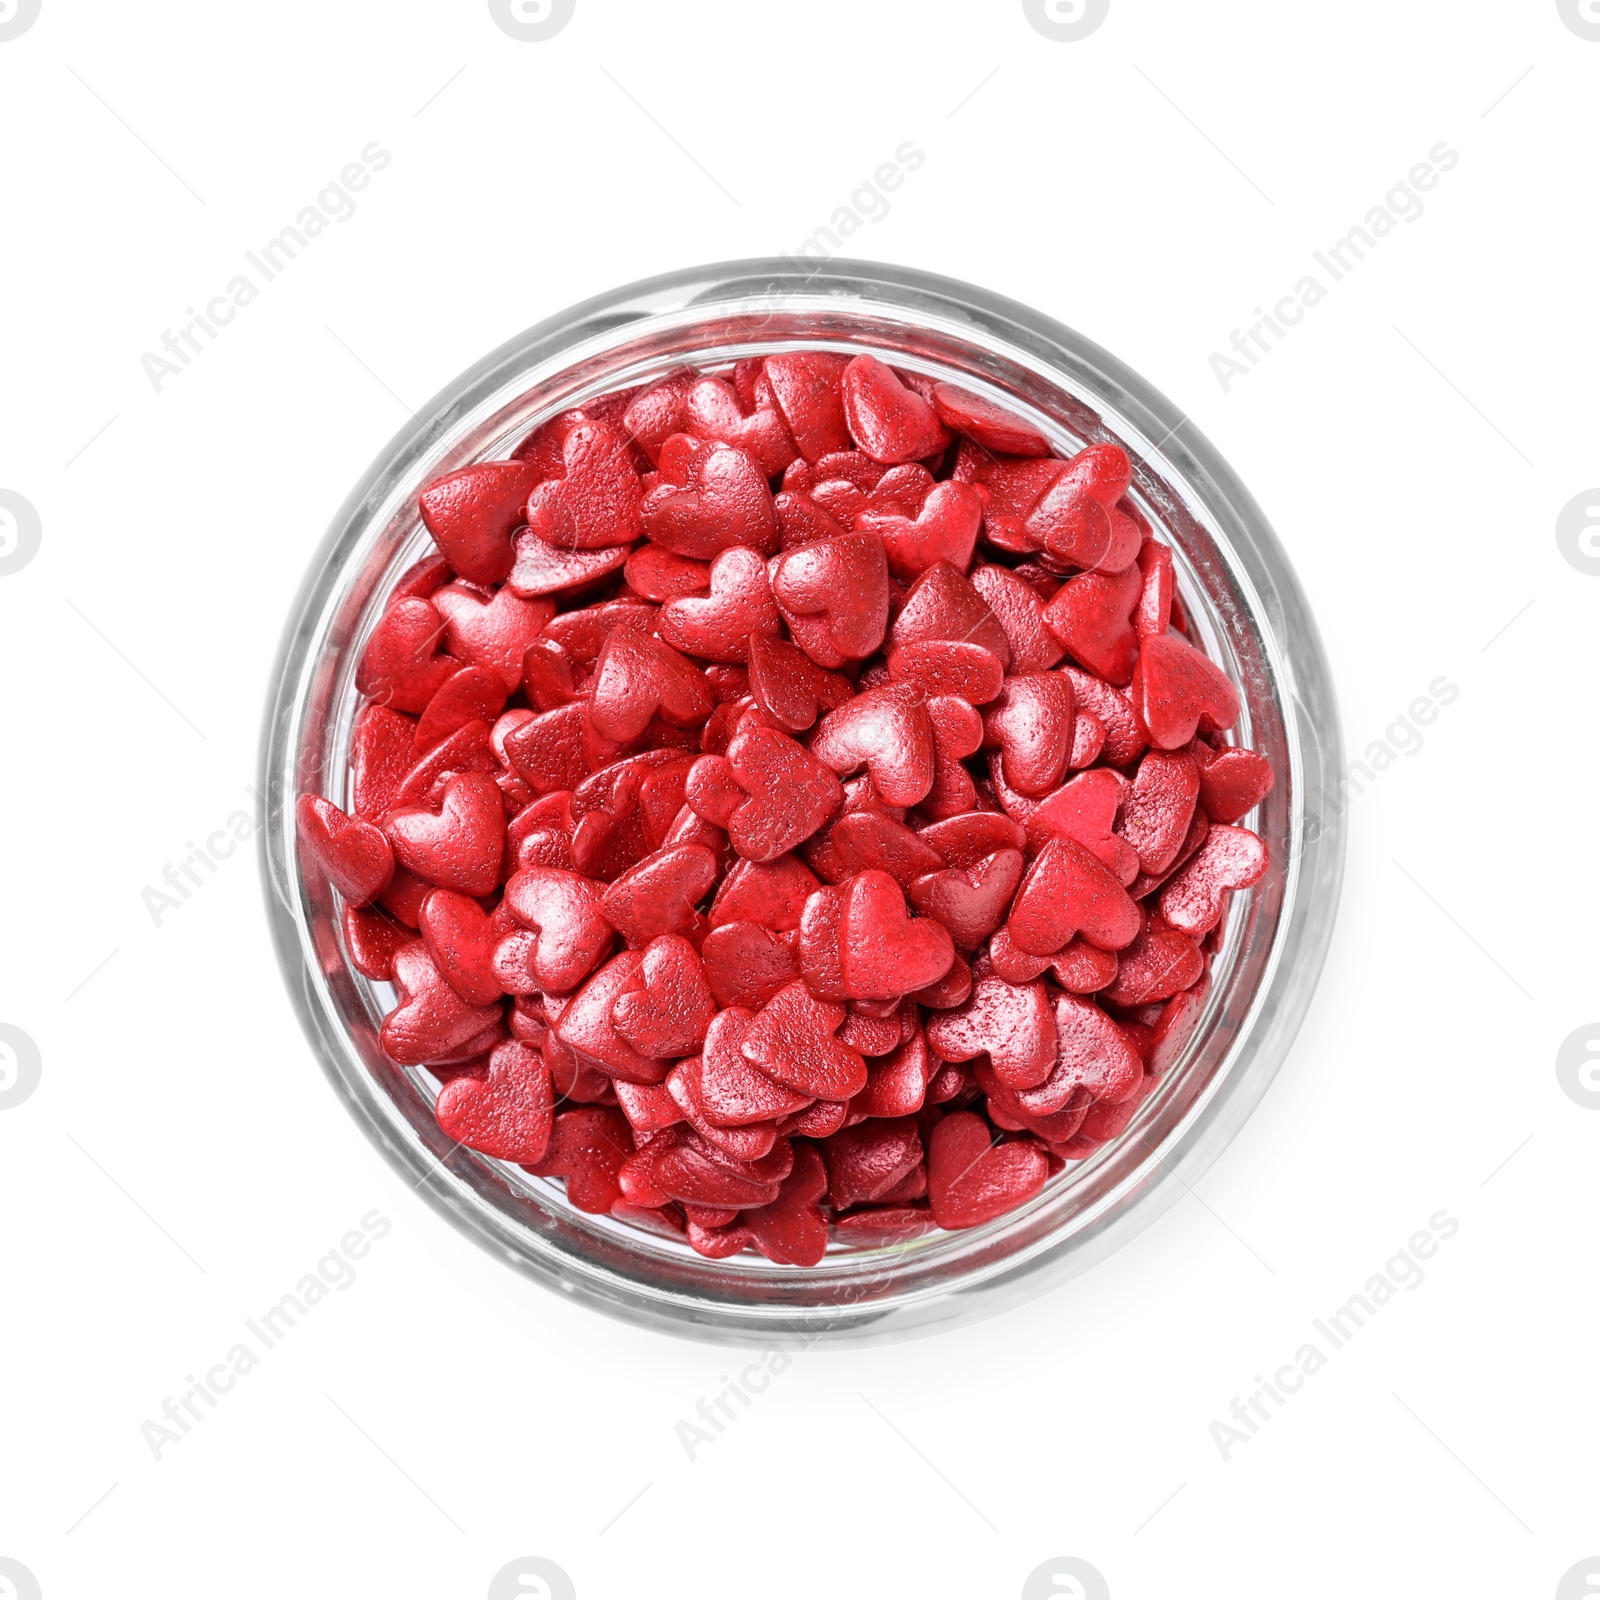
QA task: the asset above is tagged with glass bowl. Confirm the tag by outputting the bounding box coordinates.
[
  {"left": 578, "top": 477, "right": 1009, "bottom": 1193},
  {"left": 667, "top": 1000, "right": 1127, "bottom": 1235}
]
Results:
[{"left": 260, "top": 259, "right": 1344, "bottom": 1344}]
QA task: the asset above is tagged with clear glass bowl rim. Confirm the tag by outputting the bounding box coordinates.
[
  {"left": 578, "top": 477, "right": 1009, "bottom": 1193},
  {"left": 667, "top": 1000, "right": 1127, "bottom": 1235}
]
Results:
[{"left": 260, "top": 257, "right": 1345, "bottom": 1346}]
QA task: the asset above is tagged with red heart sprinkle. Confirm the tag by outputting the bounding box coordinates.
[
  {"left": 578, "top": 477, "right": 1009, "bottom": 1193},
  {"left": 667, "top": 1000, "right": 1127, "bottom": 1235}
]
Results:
[
  {"left": 384, "top": 772, "right": 504, "bottom": 896},
  {"left": 297, "top": 795, "right": 394, "bottom": 904},
  {"left": 435, "top": 1039, "right": 553, "bottom": 1162},
  {"left": 927, "top": 1111, "right": 1049, "bottom": 1229},
  {"left": 925, "top": 975, "right": 1057, "bottom": 1090},
  {"left": 840, "top": 869, "right": 956, "bottom": 1000},
  {"left": 1132, "top": 633, "right": 1241, "bottom": 750},
  {"left": 1157, "top": 824, "right": 1268, "bottom": 937},
  {"left": 380, "top": 942, "right": 503, "bottom": 1065},
  {"left": 525, "top": 421, "right": 644, "bottom": 550},
  {"left": 642, "top": 438, "right": 778, "bottom": 560},
  {"left": 418, "top": 461, "right": 540, "bottom": 585},
  {"left": 1007, "top": 835, "right": 1141, "bottom": 955},
  {"left": 931, "top": 383, "right": 1050, "bottom": 457},
  {"left": 811, "top": 683, "right": 937, "bottom": 808},
  {"left": 841, "top": 355, "right": 951, "bottom": 464},
  {"left": 656, "top": 546, "right": 780, "bottom": 664},
  {"left": 741, "top": 980, "right": 867, "bottom": 1100},
  {"left": 771, "top": 532, "right": 890, "bottom": 662},
  {"left": 419, "top": 888, "right": 504, "bottom": 1007}
]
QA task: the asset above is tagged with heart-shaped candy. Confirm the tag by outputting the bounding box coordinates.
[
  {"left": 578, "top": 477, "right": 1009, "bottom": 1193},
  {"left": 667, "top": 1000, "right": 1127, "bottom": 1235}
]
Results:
[
  {"left": 709, "top": 853, "right": 819, "bottom": 931},
  {"left": 841, "top": 355, "right": 951, "bottom": 464},
  {"left": 931, "top": 383, "right": 1050, "bottom": 457},
  {"left": 384, "top": 772, "right": 504, "bottom": 896},
  {"left": 649, "top": 1140, "right": 783, "bottom": 1210},
  {"left": 1101, "top": 918, "right": 1204, "bottom": 1007},
  {"left": 414, "top": 666, "right": 509, "bottom": 753},
  {"left": 1007, "top": 835, "right": 1141, "bottom": 955},
  {"left": 858, "top": 480, "right": 985, "bottom": 580},
  {"left": 506, "top": 529, "right": 630, "bottom": 598},
  {"left": 343, "top": 903, "right": 409, "bottom": 981},
  {"left": 887, "top": 638, "right": 1006, "bottom": 705},
  {"left": 770, "top": 532, "right": 890, "bottom": 662},
  {"left": 380, "top": 942, "right": 504, "bottom": 1065},
  {"left": 524, "top": 421, "right": 644, "bottom": 549},
  {"left": 924, "top": 975, "right": 1057, "bottom": 1090},
  {"left": 499, "top": 866, "right": 613, "bottom": 994},
  {"left": 1024, "top": 768, "right": 1136, "bottom": 881},
  {"left": 430, "top": 582, "right": 554, "bottom": 694},
  {"left": 918, "top": 811, "right": 1025, "bottom": 867},
  {"left": 1046, "top": 993, "right": 1144, "bottom": 1103},
  {"left": 927, "top": 1110, "right": 1049, "bottom": 1229},
  {"left": 1043, "top": 565, "right": 1143, "bottom": 685},
  {"left": 907, "top": 848, "right": 1024, "bottom": 951},
  {"left": 656, "top": 545, "right": 780, "bottom": 663},
  {"left": 1048, "top": 936, "right": 1120, "bottom": 994},
  {"left": 1116, "top": 750, "right": 1200, "bottom": 876},
  {"left": 889, "top": 561, "right": 1012, "bottom": 667},
  {"left": 720, "top": 725, "right": 842, "bottom": 863},
  {"left": 691, "top": 1008, "right": 814, "bottom": 1125},
  {"left": 773, "top": 488, "right": 851, "bottom": 550},
  {"left": 684, "top": 376, "right": 798, "bottom": 478},
  {"left": 588, "top": 629, "right": 713, "bottom": 743},
  {"left": 741, "top": 980, "right": 868, "bottom": 1100},
  {"left": 811, "top": 683, "right": 937, "bottom": 808},
  {"left": 1026, "top": 488, "right": 1141, "bottom": 573},
  {"left": 642, "top": 438, "right": 778, "bottom": 559},
  {"left": 1135, "top": 538, "right": 1174, "bottom": 638},
  {"left": 1131, "top": 633, "right": 1241, "bottom": 750},
  {"left": 418, "top": 888, "right": 504, "bottom": 1007},
  {"left": 969, "top": 564, "right": 1066, "bottom": 675},
  {"left": 839, "top": 869, "right": 956, "bottom": 1001},
  {"left": 850, "top": 1029, "right": 936, "bottom": 1119},
  {"left": 556, "top": 952, "right": 666, "bottom": 1084},
  {"left": 350, "top": 705, "right": 417, "bottom": 820},
  {"left": 699, "top": 921, "right": 801, "bottom": 1009},
  {"left": 623, "top": 543, "right": 711, "bottom": 602},
  {"left": 600, "top": 844, "right": 718, "bottom": 946},
  {"left": 746, "top": 630, "right": 853, "bottom": 731},
  {"left": 296, "top": 795, "right": 395, "bottom": 904},
  {"left": 610, "top": 934, "right": 717, "bottom": 1057},
  {"left": 822, "top": 1116, "right": 923, "bottom": 1210},
  {"left": 418, "top": 461, "right": 541, "bottom": 585},
  {"left": 355, "top": 598, "right": 458, "bottom": 713},
  {"left": 1060, "top": 666, "right": 1147, "bottom": 767},
  {"left": 526, "top": 1107, "right": 634, "bottom": 1212},
  {"left": 830, "top": 811, "right": 945, "bottom": 887},
  {"left": 1156, "top": 824, "right": 1267, "bottom": 937},
  {"left": 763, "top": 352, "right": 853, "bottom": 463},
  {"left": 620, "top": 370, "right": 696, "bottom": 465},
  {"left": 434, "top": 1039, "right": 553, "bottom": 1162},
  {"left": 1194, "top": 745, "right": 1274, "bottom": 823},
  {"left": 983, "top": 673, "right": 1075, "bottom": 797},
  {"left": 742, "top": 1143, "right": 831, "bottom": 1265},
  {"left": 501, "top": 703, "right": 590, "bottom": 795}
]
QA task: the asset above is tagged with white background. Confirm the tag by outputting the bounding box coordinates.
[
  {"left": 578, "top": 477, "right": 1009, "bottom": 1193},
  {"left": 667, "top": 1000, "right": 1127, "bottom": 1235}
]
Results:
[{"left": 2, "top": 2, "right": 1597, "bottom": 1597}]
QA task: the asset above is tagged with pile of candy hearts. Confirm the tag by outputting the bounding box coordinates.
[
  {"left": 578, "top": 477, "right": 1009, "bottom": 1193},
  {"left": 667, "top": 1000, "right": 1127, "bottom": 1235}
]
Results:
[{"left": 298, "top": 351, "right": 1272, "bottom": 1265}]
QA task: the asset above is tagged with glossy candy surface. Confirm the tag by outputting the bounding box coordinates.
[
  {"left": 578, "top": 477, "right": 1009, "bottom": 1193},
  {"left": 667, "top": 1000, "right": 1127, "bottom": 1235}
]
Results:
[{"left": 305, "top": 350, "right": 1274, "bottom": 1263}]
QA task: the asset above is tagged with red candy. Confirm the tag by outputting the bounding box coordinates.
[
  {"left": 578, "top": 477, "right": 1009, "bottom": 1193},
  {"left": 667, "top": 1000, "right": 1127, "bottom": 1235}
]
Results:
[{"left": 303, "top": 350, "right": 1276, "bottom": 1260}]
